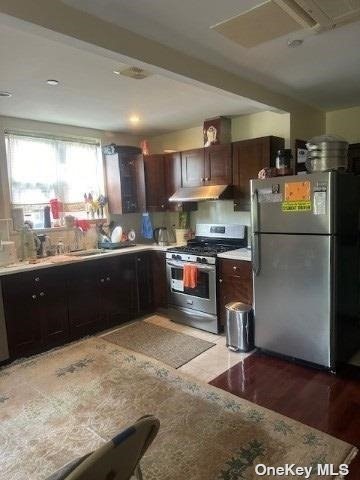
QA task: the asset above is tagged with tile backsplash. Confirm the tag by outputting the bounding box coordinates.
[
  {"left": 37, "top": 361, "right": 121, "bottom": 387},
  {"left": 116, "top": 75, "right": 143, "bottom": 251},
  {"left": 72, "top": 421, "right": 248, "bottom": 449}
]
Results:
[
  {"left": 190, "top": 200, "right": 250, "bottom": 235},
  {"left": 8, "top": 201, "right": 251, "bottom": 259}
]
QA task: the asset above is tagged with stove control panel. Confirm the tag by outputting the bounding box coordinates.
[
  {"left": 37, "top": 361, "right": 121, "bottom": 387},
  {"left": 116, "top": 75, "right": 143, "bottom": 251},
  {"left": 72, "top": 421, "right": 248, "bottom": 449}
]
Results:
[
  {"left": 166, "top": 252, "right": 216, "bottom": 265},
  {"left": 196, "top": 257, "right": 208, "bottom": 264}
]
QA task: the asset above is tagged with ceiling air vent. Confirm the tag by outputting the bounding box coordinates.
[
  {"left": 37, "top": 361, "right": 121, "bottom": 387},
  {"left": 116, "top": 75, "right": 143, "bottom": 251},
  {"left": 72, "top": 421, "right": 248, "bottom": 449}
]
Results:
[
  {"left": 119, "top": 67, "right": 151, "bottom": 80},
  {"left": 211, "top": 0, "right": 360, "bottom": 47}
]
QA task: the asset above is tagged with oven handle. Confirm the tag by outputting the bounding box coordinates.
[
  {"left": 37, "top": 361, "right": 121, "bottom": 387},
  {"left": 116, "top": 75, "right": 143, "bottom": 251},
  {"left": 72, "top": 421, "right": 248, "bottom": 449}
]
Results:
[{"left": 166, "top": 261, "right": 215, "bottom": 272}]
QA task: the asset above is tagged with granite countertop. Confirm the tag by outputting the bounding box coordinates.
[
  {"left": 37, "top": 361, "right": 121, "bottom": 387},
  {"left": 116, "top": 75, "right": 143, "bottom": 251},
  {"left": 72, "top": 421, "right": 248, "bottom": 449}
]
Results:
[
  {"left": 217, "top": 248, "right": 252, "bottom": 262},
  {"left": 0, "top": 244, "right": 178, "bottom": 277}
]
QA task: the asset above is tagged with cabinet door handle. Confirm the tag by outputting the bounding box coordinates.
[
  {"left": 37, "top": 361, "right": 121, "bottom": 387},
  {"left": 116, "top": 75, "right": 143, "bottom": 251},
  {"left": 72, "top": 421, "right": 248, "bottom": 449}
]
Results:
[
  {"left": 233, "top": 266, "right": 237, "bottom": 271},
  {"left": 32, "top": 294, "right": 37, "bottom": 300},
  {"left": 100, "top": 278, "right": 105, "bottom": 283},
  {"left": 161, "top": 204, "right": 165, "bottom": 208},
  {"left": 137, "top": 258, "right": 141, "bottom": 262},
  {"left": 40, "top": 292, "right": 45, "bottom": 297},
  {"left": 34, "top": 277, "right": 40, "bottom": 282},
  {"left": 106, "top": 277, "right": 111, "bottom": 282},
  {"left": 200, "top": 177, "right": 205, "bottom": 182},
  {"left": 219, "top": 278, "right": 223, "bottom": 283},
  {"left": 205, "top": 177, "right": 209, "bottom": 181}
]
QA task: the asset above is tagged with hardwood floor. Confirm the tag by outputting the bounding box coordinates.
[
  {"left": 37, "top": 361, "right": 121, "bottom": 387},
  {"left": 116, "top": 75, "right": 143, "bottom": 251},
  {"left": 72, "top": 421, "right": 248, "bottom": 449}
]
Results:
[{"left": 210, "top": 352, "right": 360, "bottom": 479}]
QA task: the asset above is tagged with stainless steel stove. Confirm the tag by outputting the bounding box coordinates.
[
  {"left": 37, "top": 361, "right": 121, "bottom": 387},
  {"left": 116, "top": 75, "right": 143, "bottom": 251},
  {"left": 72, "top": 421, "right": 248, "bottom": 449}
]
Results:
[{"left": 165, "top": 224, "right": 247, "bottom": 333}]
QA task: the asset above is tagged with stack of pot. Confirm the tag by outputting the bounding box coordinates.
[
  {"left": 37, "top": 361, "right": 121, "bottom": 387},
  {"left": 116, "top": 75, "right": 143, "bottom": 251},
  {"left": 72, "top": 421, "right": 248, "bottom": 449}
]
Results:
[{"left": 306, "top": 134, "right": 348, "bottom": 173}]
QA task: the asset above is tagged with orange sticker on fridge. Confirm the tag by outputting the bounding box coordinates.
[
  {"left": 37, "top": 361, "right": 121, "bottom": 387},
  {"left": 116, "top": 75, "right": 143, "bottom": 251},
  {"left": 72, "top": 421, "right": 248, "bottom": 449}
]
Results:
[{"left": 284, "top": 181, "right": 311, "bottom": 202}]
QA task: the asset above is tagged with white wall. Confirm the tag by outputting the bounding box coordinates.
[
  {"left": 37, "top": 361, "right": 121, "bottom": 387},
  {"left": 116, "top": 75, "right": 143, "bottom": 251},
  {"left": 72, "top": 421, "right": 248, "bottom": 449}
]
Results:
[
  {"left": 148, "top": 111, "right": 291, "bottom": 153},
  {"left": 231, "top": 111, "right": 290, "bottom": 146},
  {"left": 326, "top": 106, "right": 360, "bottom": 143}
]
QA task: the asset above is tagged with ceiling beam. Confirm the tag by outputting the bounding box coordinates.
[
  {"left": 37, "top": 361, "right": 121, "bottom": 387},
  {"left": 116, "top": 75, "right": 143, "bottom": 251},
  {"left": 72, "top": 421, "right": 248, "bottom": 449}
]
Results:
[{"left": 0, "top": 0, "right": 323, "bottom": 115}]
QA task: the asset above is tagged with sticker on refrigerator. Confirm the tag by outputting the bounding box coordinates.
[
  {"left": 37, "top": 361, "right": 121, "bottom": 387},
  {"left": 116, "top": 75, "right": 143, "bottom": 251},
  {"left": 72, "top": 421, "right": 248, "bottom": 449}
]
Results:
[
  {"left": 282, "top": 201, "right": 311, "bottom": 212},
  {"left": 171, "top": 279, "right": 184, "bottom": 292},
  {"left": 313, "top": 191, "right": 327, "bottom": 215},
  {"left": 284, "top": 181, "right": 311, "bottom": 202}
]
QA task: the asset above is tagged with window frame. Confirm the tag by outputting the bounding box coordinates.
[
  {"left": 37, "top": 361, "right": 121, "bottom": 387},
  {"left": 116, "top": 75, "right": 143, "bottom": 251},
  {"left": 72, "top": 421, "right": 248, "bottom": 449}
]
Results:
[{"left": 4, "top": 130, "right": 106, "bottom": 226}]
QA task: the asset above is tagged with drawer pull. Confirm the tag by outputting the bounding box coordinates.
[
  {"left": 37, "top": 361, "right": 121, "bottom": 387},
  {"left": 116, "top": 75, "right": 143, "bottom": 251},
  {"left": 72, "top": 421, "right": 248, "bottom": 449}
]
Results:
[
  {"left": 32, "top": 294, "right": 37, "bottom": 300},
  {"left": 219, "top": 278, "right": 223, "bottom": 283},
  {"left": 233, "top": 266, "right": 237, "bottom": 271},
  {"left": 100, "top": 278, "right": 105, "bottom": 283},
  {"left": 106, "top": 277, "right": 111, "bottom": 282},
  {"left": 40, "top": 292, "right": 45, "bottom": 297},
  {"left": 34, "top": 277, "right": 40, "bottom": 282}
]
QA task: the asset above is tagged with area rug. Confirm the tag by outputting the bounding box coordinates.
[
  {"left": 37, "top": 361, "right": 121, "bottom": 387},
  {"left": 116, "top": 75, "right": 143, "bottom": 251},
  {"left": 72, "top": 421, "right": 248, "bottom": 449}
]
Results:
[
  {"left": 0, "top": 338, "right": 357, "bottom": 480},
  {"left": 102, "top": 321, "right": 215, "bottom": 368}
]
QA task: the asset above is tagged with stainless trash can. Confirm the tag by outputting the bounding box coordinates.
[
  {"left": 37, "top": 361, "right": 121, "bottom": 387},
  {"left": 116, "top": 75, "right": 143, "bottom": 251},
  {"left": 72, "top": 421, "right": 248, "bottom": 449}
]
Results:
[{"left": 225, "top": 302, "right": 254, "bottom": 352}]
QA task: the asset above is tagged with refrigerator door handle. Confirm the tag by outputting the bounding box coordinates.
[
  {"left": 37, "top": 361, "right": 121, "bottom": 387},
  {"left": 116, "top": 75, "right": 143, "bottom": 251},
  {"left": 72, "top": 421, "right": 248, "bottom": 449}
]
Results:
[
  {"left": 251, "top": 188, "right": 259, "bottom": 235},
  {"left": 251, "top": 188, "right": 261, "bottom": 276},
  {"left": 252, "top": 233, "right": 261, "bottom": 276}
]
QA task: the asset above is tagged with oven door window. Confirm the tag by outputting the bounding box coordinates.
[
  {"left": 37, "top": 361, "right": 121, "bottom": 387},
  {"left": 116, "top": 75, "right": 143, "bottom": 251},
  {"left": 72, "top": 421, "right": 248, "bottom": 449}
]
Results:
[{"left": 170, "top": 266, "right": 210, "bottom": 299}]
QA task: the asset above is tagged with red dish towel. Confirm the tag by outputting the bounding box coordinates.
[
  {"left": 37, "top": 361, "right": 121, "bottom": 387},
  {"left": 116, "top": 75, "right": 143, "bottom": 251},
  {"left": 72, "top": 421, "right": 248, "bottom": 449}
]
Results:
[{"left": 183, "top": 264, "right": 198, "bottom": 289}]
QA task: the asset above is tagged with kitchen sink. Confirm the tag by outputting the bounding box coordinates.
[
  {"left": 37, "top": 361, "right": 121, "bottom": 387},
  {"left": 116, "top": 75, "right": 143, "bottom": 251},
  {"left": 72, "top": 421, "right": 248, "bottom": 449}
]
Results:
[{"left": 67, "top": 249, "right": 107, "bottom": 257}]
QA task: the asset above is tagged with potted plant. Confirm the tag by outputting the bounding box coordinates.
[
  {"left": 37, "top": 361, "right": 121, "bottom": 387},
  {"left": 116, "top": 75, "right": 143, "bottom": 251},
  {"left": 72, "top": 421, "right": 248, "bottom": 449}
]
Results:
[{"left": 175, "top": 212, "right": 190, "bottom": 245}]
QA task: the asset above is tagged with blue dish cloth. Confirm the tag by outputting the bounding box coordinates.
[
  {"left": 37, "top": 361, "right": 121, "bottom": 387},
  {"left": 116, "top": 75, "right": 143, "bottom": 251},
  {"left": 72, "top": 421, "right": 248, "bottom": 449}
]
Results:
[{"left": 141, "top": 213, "right": 153, "bottom": 240}]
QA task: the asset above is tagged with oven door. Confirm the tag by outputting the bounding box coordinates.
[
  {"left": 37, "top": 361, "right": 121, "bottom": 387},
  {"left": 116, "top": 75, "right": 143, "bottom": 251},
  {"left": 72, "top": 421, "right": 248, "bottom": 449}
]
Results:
[{"left": 166, "top": 260, "right": 216, "bottom": 315}]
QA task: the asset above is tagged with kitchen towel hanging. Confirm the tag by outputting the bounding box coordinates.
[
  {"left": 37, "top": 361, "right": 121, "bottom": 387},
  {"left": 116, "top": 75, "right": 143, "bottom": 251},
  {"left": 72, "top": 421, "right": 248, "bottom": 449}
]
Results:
[
  {"left": 141, "top": 213, "right": 153, "bottom": 240},
  {"left": 183, "top": 264, "right": 198, "bottom": 289}
]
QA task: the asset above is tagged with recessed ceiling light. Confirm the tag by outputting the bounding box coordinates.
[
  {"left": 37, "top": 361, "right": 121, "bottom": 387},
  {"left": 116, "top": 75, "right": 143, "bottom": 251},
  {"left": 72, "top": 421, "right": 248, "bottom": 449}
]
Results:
[
  {"left": 287, "top": 39, "right": 303, "bottom": 48},
  {"left": 0, "top": 91, "right": 12, "bottom": 97},
  {"left": 164, "top": 150, "right": 176, "bottom": 153},
  {"left": 129, "top": 115, "right": 140, "bottom": 124},
  {"left": 46, "top": 79, "right": 60, "bottom": 86}
]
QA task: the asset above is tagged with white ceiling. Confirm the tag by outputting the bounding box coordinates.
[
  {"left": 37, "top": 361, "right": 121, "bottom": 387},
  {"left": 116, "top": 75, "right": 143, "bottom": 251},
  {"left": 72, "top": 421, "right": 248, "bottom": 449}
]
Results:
[
  {"left": 61, "top": 0, "right": 360, "bottom": 110},
  {"left": 0, "top": 23, "right": 270, "bottom": 134}
]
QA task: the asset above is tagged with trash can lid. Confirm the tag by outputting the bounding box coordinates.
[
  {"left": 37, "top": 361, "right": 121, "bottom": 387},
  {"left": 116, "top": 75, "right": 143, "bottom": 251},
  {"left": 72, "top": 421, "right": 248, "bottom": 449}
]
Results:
[{"left": 225, "top": 301, "right": 252, "bottom": 312}]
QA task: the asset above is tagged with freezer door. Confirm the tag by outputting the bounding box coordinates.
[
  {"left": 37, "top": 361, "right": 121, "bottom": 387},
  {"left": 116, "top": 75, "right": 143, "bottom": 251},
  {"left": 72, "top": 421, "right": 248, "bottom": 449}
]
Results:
[
  {"left": 253, "top": 234, "right": 333, "bottom": 367},
  {"left": 250, "top": 172, "right": 334, "bottom": 234}
]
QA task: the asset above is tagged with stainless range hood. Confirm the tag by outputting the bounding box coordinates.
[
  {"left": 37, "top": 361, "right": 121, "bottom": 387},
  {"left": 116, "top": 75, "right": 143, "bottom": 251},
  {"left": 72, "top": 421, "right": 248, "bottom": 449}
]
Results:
[{"left": 169, "top": 185, "right": 232, "bottom": 203}]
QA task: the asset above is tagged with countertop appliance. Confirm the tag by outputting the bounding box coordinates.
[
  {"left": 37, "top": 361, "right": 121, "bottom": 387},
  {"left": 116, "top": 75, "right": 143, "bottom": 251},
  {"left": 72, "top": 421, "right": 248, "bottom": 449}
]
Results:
[
  {"left": 250, "top": 171, "right": 360, "bottom": 370},
  {"left": 153, "top": 227, "right": 170, "bottom": 246},
  {"left": 0, "top": 281, "right": 10, "bottom": 362},
  {"left": 166, "top": 224, "right": 247, "bottom": 333}
]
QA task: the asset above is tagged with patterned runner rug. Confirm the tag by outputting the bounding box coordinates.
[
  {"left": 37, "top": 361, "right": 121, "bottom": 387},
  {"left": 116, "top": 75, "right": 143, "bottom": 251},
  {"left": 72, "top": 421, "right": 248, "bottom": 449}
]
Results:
[
  {"left": 0, "top": 337, "right": 357, "bottom": 479},
  {"left": 102, "top": 320, "right": 215, "bottom": 368}
]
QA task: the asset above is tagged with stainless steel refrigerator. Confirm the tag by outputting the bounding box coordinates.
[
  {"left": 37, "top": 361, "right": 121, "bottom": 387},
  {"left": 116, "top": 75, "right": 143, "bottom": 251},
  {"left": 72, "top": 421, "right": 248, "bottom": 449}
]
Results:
[{"left": 250, "top": 172, "right": 360, "bottom": 370}]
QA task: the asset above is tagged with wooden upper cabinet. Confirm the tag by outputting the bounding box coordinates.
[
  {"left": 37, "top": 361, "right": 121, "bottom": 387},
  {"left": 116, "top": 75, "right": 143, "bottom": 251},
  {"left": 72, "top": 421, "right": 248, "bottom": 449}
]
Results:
[
  {"left": 144, "top": 154, "right": 167, "bottom": 211},
  {"left": 164, "top": 152, "right": 185, "bottom": 211},
  {"left": 181, "top": 148, "right": 205, "bottom": 187},
  {"left": 232, "top": 136, "right": 284, "bottom": 210},
  {"left": 164, "top": 152, "right": 182, "bottom": 197},
  {"left": 103, "top": 145, "right": 146, "bottom": 214},
  {"left": 181, "top": 145, "right": 232, "bottom": 188},
  {"left": 204, "top": 143, "right": 232, "bottom": 185}
]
